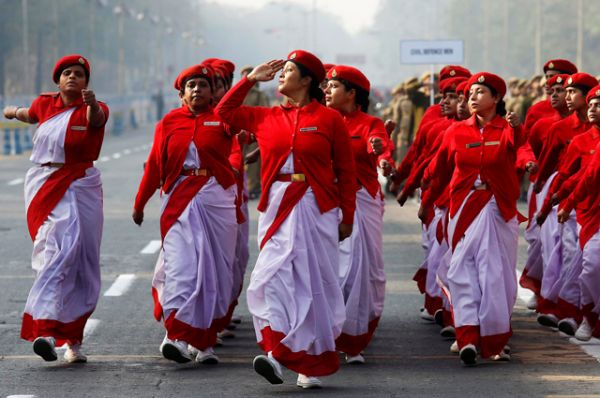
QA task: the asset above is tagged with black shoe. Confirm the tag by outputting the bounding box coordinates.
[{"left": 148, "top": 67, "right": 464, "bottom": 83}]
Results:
[{"left": 460, "top": 344, "right": 477, "bottom": 366}]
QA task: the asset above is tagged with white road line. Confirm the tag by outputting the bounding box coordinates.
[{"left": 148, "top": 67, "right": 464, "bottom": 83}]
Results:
[
  {"left": 123, "top": 149, "right": 132, "bottom": 155},
  {"left": 7, "top": 395, "right": 38, "bottom": 398},
  {"left": 100, "top": 156, "right": 110, "bottom": 162},
  {"left": 516, "top": 270, "right": 600, "bottom": 363},
  {"left": 7, "top": 177, "right": 24, "bottom": 186},
  {"left": 112, "top": 153, "right": 121, "bottom": 159},
  {"left": 103, "top": 274, "right": 136, "bottom": 297},
  {"left": 140, "top": 240, "right": 162, "bottom": 254}
]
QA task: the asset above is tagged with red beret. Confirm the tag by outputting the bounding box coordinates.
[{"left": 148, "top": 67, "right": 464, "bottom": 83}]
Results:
[
  {"left": 440, "top": 77, "right": 468, "bottom": 94},
  {"left": 586, "top": 85, "right": 600, "bottom": 104},
  {"left": 287, "top": 49, "right": 325, "bottom": 83},
  {"left": 564, "top": 73, "right": 598, "bottom": 91},
  {"left": 439, "top": 65, "right": 471, "bottom": 81},
  {"left": 326, "top": 65, "right": 370, "bottom": 93},
  {"left": 546, "top": 74, "right": 570, "bottom": 87},
  {"left": 202, "top": 58, "right": 235, "bottom": 77},
  {"left": 468, "top": 72, "right": 506, "bottom": 98},
  {"left": 323, "top": 63, "right": 335, "bottom": 74},
  {"left": 456, "top": 80, "right": 469, "bottom": 96},
  {"left": 543, "top": 59, "right": 578, "bottom": 74},
  {"left": 53, "top": 54, "right": 90, "bottom": 83},
  {"left": 174, "top": 64, "right": 214, "bottom": 91}
]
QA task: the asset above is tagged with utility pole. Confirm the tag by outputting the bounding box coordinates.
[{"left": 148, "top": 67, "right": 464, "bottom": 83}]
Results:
[
  {"left": 576, "top": 0, "right": 583, "bottom": 69},
  {"left": 535, "top": 0, "right": 542, "bottom": 74},
  {"left": 22, "top": 0, "right": 30, "bottom": 94}
]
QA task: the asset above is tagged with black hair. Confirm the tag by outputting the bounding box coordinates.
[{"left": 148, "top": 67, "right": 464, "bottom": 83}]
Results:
[
  {"left": 486, "top": 85, "right": 507, "bottom": 117},
  {"left": 179, "top": 75, "right": 213, "bottom": 96},
  {"left": 292, "top": 61, "right": 325, "bottom": 103},
  {"left": 330, "top": 78, "right": 370, "bottom": 112}
]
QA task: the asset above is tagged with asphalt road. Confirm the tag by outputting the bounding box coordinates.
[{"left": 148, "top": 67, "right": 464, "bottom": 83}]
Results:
[{"left": 1, "top": 125, "right": 600, "bottom": 398}]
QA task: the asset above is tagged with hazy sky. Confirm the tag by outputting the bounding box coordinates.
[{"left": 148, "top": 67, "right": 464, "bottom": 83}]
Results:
[{"left": 204, "top": 0, "right": 382, "bottom": 34}]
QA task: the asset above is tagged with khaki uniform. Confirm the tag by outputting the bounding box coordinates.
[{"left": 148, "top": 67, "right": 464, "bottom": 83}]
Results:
[{"left": 242, "top": 84, "right": 270, "bottom": 197}]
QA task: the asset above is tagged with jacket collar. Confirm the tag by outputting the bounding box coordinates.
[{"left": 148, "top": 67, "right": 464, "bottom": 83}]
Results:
[{"left": 465, "top": 114, "right": 505, "bottom": 129}]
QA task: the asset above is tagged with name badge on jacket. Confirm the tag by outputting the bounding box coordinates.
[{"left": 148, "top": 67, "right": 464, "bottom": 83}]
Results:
[
  {"left": 299, "top": 126, "right": 317, "bottom": 132},
  {"left": 70, "top": 126, "right": 86, "bottom": 131},
  {"left": 204, "top": 121, "right": 221, "bottom": 126}
]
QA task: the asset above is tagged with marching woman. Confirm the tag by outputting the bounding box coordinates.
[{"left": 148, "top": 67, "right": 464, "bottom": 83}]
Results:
[
  {"left": 557, "top": 140, "right": 600, "bottom": 340},
  {"left": 323, "top": 65, "right": 390, "bottom": 364},
  {"left": 534, "top": 73, "right": 596, "bottom": 331},
  {"left": 420, "top": 72, "right": 525, "bottom": 365},
  {"left": 216, "top": 50, "right": 356, "bottom": 389},
  {"left": 3, "top": 55, "right": 109, "bottom": 363},
  {"left": 133, "top": 64, "right": 238, "bottom": 365}
]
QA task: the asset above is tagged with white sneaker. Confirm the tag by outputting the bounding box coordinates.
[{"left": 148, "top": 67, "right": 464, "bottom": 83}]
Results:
[
  {"left": 459, "top": 344, "right": 477, "bottom": 366},
  {"left": 419, "top": 308, "right": 434, "bottom": 322},
  {"left": 558, "top": 318, "right": 578, "bottom": 336},
  {"left": 440, "top": 326, "right": 456, "bottom": 338},
  {"left": 526, "top": 295, "right": 538, "bottom": 310},
  {"left": 537, "top": 313, "right": 559, "bottom": 328},
  {"left": 345, "top": 353, "right": 365, "bottom": 364},
  {"left": 33, "top": 336, "right": 57, "bottom": 361},
  {"left": 575, "top": 318, "right": 593, "bottom": 341},
  {"left": 296, "top": 374, "right": 322, "bottom": 389},
  {"left": 490, "top": 351, "right": 511, "bottom": 361},
  {"left": 218, "top": 329, "right": 236, "bottom": 339},
  {"left": 160, "top": 335, "right": 192, "bottom": 363},
  {"left": 195, "top": 346, "right": 219, "bottom": 364},
  {"left": 253, "top": 352, "right": 284, "bottom": 384},
  {"left": 64, "top": 344, "right": 87, "bottom": 363},
  {"left": 450, "top": 340, "right": 459, "bottom": 354}
]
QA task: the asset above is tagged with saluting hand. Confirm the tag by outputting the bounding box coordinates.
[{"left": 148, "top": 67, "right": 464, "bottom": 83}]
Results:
[
  {"left": 82, "top": 89, "right": 98, "bottom": 109},
  {"left": 247, "top": 60, "right": 286, "bottom": 83},
  {"left": 370, "top": 137, "right": 383, "bottom": 155},
  {"left": 505, "top": 111, "right": 521, "bottom": 128}
]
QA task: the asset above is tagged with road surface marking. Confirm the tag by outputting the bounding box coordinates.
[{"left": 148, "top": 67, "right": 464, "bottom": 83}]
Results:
[
  {"left": 112, "top": 153, "right": 121, "bottom": 159},
  {"left": 7, "top": 177, "right": 24, "bottom": 186},
  {"left": 104, "top": 274, "right": 136, "bottom": 297},
  {"left": 99, "top": 156, "right": 110, "bottom": 162},
  {"left": 141, "top": 240, "right": 162, "bottom": 254},
  {"left": 123, "top": 149, "right": 132, "bottom": 155}
]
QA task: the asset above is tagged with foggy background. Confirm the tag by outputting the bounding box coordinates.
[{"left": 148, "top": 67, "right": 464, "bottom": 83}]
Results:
[{"left": 1, "top": 0, "right": 598, "bottom": 98}]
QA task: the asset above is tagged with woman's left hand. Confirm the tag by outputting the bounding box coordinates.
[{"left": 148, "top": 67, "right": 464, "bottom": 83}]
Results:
[
  {"left": 505, "top": 111, "right": 521, "bottom": 128},
  {"left": 338, "top": 223, "right": 353, "bottom": 241}
]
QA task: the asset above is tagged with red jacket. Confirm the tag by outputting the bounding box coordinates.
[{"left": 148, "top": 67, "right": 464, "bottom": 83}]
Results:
[
  {"left": 215, "top": 77, "right": 356, "bottom": 224},
  {"left": 540, "top": 127, "right": 600, "bottom": 219},
  {"left": 422, "top": 114, "right": 525, "bottom": 221},
  {"left": 134, "top": 106, "right": 236, "bottom": 212},
  {"left": 561, "top": 141, "right": 600, "bottom": 248},
  {"left": 28, "top": 92, "right": 109, "bottom": 163},
  {"left": 536, "top": 112, "right": 591, "bottom": 187},
  {"left": 341, "top": 109, "right": 390, "bottom": 198}
]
